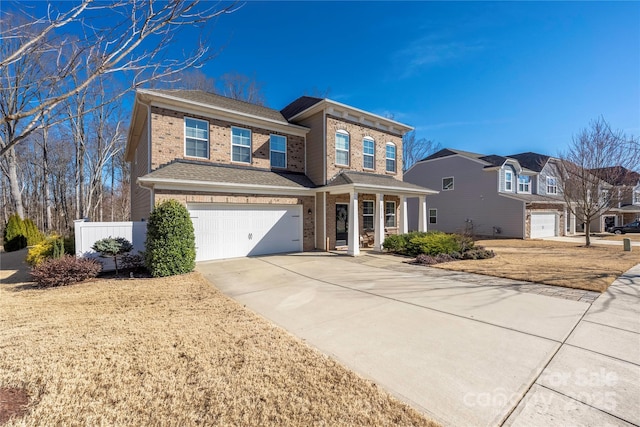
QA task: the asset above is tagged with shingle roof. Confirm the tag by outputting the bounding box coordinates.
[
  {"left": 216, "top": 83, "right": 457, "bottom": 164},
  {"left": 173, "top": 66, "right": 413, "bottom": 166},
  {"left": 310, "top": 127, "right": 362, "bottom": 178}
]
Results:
[
  {"left": 421, "top": 148, "right": 486, "bottom": 162},
  {"left": 140, "top": 160, "right": 316, "bottom": 189},
  {"left": 145, "top": 90, "right": 289, "bottom": 123},
  {"left": 500, "top": 193, "right": 565, "bottom": 204},
  {"left": 325, "top": 171, "right": 434, "bottom": 192},
  {"left": 508, "top": 152, "right": 550, "bottom": 172},
  {"left": 479, "top": 155, "right": 507, "bottom": 167},
  {"left": 590, "top": 166, "right": 640, "bottom": 186},
  {"left": 280, "top": 96, "right": 324, "bottom": 120}
]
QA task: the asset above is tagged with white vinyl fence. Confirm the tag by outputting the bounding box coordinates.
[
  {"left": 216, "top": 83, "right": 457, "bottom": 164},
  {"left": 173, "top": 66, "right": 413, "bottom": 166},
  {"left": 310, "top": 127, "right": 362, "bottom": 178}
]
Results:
[{"left": 74, "top": 220, "right": 147, "bottom": 272}]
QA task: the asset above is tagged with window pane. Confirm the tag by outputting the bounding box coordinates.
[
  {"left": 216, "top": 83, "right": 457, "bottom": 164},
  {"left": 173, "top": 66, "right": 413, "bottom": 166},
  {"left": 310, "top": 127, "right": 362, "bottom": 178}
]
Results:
[
  {"left": 336, "top": 133, "right": 349, "bottom": 150},
  {"left": 336, "top": 150, "right": 349, "bottom": 165},
  {"left": 271, "top": 152, "right": 286, "bottom": 168},
  {"left": 363, "top": 201, "right": 374, "bottom": 215},
  {"left": 386, "top": 144, "right": 396, "bottom": 160},
  {"left": 385, "top": 202, "right": 396, "bottom": 227},
  {"left": 429, "top": 209, "right": 437, "bottom": 224},
  {"left": 232, "top": 145, "right": 250, "bottom": 163},
  {"left": 271, "top": 135, "right": 286, "bottom": 152},
  {"left": 443, "top": 177, "right": 454, "bottom": 190},
  {"left": 386, "top": 158, "right": 396, "bottom": 172},
  {"left": 363, "top": 139, "right": 374, "bottom": 155},
  {"left": 364, "top": 155, "right": 374, "bottom": 169},
  {"left": 233, "top": 128, "right": 251, "bottom": 146}
]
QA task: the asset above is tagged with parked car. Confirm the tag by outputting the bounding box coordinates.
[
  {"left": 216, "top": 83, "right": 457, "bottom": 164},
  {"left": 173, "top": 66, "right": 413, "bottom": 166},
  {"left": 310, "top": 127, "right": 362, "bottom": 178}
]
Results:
[{"left": 609, "top": 221, "right": 640, "bottom": 234}]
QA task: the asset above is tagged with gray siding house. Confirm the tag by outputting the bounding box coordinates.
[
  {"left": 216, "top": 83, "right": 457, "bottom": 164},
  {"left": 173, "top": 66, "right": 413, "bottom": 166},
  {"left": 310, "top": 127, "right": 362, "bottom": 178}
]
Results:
[{"left": 405, "top": 149, "right": 571, "bottom": 239}]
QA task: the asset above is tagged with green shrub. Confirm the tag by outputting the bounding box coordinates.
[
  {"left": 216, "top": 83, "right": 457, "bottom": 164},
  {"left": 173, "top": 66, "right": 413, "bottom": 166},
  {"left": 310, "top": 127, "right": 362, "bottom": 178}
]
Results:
[
  {"left": 3, "top": 214, "right": 27, "bottom": 252},
  {"left": 63, "top": 235, "right": 75, "bottom": 255},
  {"left": 23, "top": 218, "right": 44, "bottom": 246},
  {"left": 92, "top": 237, "right": 133, "bottom": 275},
  {"left": 461, "top": 247, "right": 495, "bottom": 260},
  {"left": 382, "top": 234, "right": 405, "bottom": 253},
  {"left": 31, "top": 255, "right": 101, "bottom": 287},
  {"left": 145, "top": 199, "right": 195, "bottom": 277},
  {"left": 26, "top": 235, "right": 65, "bottom": 266},
  {"left": 405, "top": 231, "right": 461, "bottom": 257}
]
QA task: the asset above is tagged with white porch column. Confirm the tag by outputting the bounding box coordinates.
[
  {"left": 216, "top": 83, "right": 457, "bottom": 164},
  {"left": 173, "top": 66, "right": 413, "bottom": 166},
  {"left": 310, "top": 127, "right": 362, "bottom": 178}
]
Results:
[
  {"left": 418, "top": 195, "right": 427, "bottom": 232},
  {"left": 374, "top": 193, "right": 384, "bottom": 251},
  {"left": 569, "top": 210, "right": 576, "bottom": 235},
  {"left": 399, "top": 195, "right": 408, "bottom": 234},
  {"left": 347, "top": 191, "right": 360, "bottom": 256}
]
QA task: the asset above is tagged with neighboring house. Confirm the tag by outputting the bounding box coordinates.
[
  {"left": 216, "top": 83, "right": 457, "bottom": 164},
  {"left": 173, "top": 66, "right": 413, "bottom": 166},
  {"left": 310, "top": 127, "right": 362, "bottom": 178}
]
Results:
[
  {"left": 125, "top": 90, "right": 437, "bottom": 261},
  {"left": 590, "top": 166, "right": 640, "bottom": 231},
  {"left": 404, "top": 149, "right": 570, "bottom": 238}
]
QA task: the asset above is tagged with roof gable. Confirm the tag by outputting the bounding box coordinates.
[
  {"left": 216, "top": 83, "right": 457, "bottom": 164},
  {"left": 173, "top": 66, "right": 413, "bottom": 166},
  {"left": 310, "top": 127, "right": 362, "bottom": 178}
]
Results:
[
  {"left": 280, "top": 96, "right": 323, "bottom": 121},
  {"left": 508, "top": 152, "right": 550, "bottom": 172}
]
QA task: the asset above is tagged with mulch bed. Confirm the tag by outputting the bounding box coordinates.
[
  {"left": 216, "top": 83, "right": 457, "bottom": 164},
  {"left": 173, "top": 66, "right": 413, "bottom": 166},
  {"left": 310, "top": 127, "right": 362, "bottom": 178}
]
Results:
[{"left": 0, "top": 388, "right": 29, "bottom": 425}]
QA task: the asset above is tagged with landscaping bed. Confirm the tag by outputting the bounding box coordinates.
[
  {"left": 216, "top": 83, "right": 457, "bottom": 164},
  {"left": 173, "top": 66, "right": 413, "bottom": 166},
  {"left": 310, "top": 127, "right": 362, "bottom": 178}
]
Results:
[{"left": 0, "top": 272, "right": 437, "bottom": 426}]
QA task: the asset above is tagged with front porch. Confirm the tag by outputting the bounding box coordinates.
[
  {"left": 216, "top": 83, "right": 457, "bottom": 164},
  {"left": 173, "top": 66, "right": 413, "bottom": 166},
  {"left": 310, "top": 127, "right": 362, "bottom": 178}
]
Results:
[{"left": 316, "top": 171, "right": 438, "bottom": 256}]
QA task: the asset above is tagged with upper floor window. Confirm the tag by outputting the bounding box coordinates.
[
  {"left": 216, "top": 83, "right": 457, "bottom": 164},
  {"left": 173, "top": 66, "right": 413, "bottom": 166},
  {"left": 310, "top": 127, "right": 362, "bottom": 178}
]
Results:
[
  {"left": 634, "top": 191, "right": 640, "bottom": 204},
  {"left": 429, "top": 208, "right": 437, "bottom": 224},
  {"left": 363, "top": 137, "right": 375, "bottom": 170},
  {"left": 335, "top": 130, "right": 350, "bottom": 166},
  {"left": 385, "top": 201, "right": 396, "bottom": 227},
  {"left": 270, "top": 134, "right": 287, "bottom": 169},
  {"left": 442, "top": 177, "right": 454, "bottom": 191},
  {"left": 362, "top": 200, "right": 374, "bottom": 230},
  {"left": 184, "top": 117, "right": 209, "bottom": 159},
  {"left": 518, "top": 175, "right": 531, "bottom": 193},
  {"left": 505, "top": 171, "right": 513, "bottom": 191},
  {"left": 386, "top": 143, "right": 396, "bottom": 173},
  {"left": 547, "top": 177, "right": 558, "bottom": 195},
  {"left": 231, "top": 127, "right": 251, "bottom": 163}
]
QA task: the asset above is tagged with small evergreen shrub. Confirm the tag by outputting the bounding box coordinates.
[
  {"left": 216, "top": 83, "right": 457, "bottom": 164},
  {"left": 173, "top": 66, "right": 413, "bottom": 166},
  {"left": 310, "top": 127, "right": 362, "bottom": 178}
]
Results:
[
  {"left": 22, "top": 218, "right": 44, "bottom": 246},
  {"left": 31, "top": 255, "right": 101, "bottom": 287},
  {"left": 26, "top": 235, "right": 65, "bottom": 266},
  {"left": 145, "top": 199, "right": 196, "bottom": 277},
  {"left": 461, "top": 247, "right": 495, "bottom": 260},
  {"left": 405, "top": 231, "right": 460, "bottom": 257},
  {"left": 92, "top": 237, "right": 133, "bottom": 275},
  {"left": 3, "top": 214, "right": 27, "bottom": 252},
  {"left": 63, "top": 235, "right": 75, "bottom": 255},
  {"left": 121, "top": 252, "right": 145, "bottom": 271},
  {"left": 382, "top": 234, "right": 405, "bottom": 253}
]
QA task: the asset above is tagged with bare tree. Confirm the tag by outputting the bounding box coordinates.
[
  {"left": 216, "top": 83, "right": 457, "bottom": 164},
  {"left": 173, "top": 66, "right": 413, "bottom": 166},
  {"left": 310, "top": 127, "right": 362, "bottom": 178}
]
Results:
[
  {"left": 402, "top": 131, "right": 441, "bottom": 172},
  {"left": 219, "top": 72, "right": 265, "bottom": 105},
  {"left": 153, "top": 69, "right": 217, "bottom": 92},
  {"left": 555, "top": 117, "right": 640, "bottom": 246},
  {"left": 0, "top": 0, "right": 240, "bottom": 158}
]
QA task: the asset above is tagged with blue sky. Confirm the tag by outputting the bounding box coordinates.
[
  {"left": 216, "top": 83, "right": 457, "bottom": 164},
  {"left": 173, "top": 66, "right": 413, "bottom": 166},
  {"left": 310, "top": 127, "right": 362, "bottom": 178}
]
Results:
[{"left": 195, "top": 1, "right": 639, "bottom": 157}]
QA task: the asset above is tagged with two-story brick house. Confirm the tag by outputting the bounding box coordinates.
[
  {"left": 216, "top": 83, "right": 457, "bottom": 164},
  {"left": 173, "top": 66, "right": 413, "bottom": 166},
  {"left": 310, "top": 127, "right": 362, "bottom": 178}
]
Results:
[
  {"left": 404, "top": 149, "right": 570, "bottom": 238},
  {"left": 125, "top": 90, "right": 436, "bottom": 261}
]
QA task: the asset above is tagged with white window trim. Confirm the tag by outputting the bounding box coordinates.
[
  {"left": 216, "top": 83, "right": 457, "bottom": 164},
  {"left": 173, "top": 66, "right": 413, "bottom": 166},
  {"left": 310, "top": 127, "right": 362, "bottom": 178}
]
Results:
[
  {"left": 442, "top": 176, "right": 454, "bottom": 191},
  {"left": 385, "top": 201, "right": 396, "bottom": 227},
  {"left": 505, "top": 170, "right": 513, "bottom": 192},
  {"left": 269, "top": 134, "right": 287, "bottom": 169},
  {"left": 518, "top": 175, "right": 531, "bottom": 194},
  {"left": 547, "top": 176, "right": 558, "bottom": 195},
  {"left": 184, "top": 117, "right": 209, "bottom": 159},
  {"left": 335, "top": 130, "right": 350, "bottom": 166},
  {"left": 429, "top": 208, "right": 437, "bottom": 224},
  {"left": 385, "top": 142, "right": 396, "bottom": 173},
  {"left": 362, "top": 200, "right": 374, "bottom": 230},
  {"left": 231, "top": 126, "right": 252, "bottom": 164},
  {"left": 363, "top": 137, "right": 375, "bottom": 170}
]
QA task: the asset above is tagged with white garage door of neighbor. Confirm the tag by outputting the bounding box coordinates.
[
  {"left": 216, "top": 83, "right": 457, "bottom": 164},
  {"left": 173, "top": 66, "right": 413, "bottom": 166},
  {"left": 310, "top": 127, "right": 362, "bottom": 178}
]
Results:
[
  {"left": 530, "top": 212, "right": 557, "bottom": 238},
  {"left": 188, "top": 204, "right": 303, "bottom": 261}
]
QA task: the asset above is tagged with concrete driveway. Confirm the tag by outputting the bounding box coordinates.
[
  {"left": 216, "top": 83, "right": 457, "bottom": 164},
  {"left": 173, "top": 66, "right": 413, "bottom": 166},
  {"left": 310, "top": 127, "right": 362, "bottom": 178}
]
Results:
[{"left": 197, "top": 252, "right": 639, "bottom": 426}]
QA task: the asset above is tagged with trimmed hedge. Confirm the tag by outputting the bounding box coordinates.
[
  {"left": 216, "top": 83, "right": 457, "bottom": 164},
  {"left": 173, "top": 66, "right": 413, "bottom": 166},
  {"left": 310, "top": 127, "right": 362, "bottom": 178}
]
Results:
[
  {"left": 383, "top": 231, "right": 494, "bottom": 264},
  {"left": 145, "top": 199, "right": 195, "bottom": 277},
  {"left": 26, "top": 235, "right": 65, "bottom": 266}
]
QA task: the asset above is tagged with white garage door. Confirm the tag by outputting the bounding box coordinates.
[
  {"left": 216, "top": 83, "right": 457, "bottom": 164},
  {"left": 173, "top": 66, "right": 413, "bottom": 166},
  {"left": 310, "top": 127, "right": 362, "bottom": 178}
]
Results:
[
  {"left": 531, "top": 212, "right": 557, "bottom": 238},
  {"left": 188, "top": 204, "right": 303, "bottom": 261}
]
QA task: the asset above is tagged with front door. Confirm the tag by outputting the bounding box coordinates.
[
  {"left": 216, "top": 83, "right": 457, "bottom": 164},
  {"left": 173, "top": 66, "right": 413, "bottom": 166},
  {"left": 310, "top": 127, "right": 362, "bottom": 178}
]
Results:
[{"left": 336, "top": 203, "right": 348, "bottom": 245}]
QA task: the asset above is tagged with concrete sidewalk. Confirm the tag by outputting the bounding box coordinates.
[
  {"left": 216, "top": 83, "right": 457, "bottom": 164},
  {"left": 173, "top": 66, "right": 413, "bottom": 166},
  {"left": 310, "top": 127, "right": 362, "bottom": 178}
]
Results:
[
  {"left": 197, "top": 253, "right": 640, "bottom": 426},
  {"left": 544, "top": 235, "right": 640, "bottom": 246},
  {"left": 505, "top": 264, "right": 640, "bottom": 426}
]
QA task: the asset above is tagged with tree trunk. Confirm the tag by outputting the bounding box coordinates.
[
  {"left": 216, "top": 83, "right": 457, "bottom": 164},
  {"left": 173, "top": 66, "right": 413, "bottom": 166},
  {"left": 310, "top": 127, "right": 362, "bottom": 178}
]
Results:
[
  {"left": 42, "top": 126, "right": 52, "bottom": 231},
  {"left": 584, "top": 218, "right": 591, "bottom": 247},
  {"left": 7, "top": 147, "right": 24, "bottom": 219}
]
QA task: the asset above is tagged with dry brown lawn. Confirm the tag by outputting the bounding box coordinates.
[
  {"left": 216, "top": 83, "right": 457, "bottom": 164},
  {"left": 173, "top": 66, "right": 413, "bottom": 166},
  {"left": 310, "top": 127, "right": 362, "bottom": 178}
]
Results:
[
  {"left": 0, "top": 272, "right": 437, "bottom": 426},
  {"left": 599, "top": 234, "right": 640, "bottom": 242},
  {"left": 434, "top": 239, "right": 639, "bottom": 292}
]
